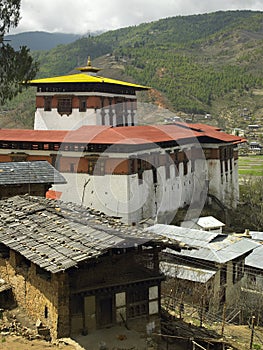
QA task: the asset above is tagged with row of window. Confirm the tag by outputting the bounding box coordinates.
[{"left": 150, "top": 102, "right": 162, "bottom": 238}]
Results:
[
  {"left": 220, "top": 159, "right": 233, "bottom": 183},
  {"left": 38, "top": 83, "right": 137, "bottom": 95},
  {"left": 43, "top": 96, "right": 136, "bottom": 116}
]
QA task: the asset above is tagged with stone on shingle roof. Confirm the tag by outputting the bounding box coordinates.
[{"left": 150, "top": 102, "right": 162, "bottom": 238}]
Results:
[{"left": 0, "top": 161, "right": 66, "bottom": 185}]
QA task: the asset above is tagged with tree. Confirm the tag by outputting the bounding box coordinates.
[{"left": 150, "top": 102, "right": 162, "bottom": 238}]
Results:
[
  {"left": 0, "top": 0, "right": 38, "bottom": 103},
  {"left": 237, "top": 177, "right": 263, "bottom": 231}
]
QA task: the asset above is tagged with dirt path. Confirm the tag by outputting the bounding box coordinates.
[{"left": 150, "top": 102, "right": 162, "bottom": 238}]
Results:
[{"left": 0, "top": 335, "right": 77, "bottom": 350}]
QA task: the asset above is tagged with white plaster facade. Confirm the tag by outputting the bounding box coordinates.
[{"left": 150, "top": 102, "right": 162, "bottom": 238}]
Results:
[
  {"left": 34, "top": 92, "right": 138, "bottom": 130},
  {"left": 51, "top": 145, "right": 210, "bottom": 224}
]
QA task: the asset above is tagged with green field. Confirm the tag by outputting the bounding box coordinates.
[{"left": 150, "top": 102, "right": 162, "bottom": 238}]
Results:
[{"left": 238, "top": 155, "right": 263, "bottom": 177}]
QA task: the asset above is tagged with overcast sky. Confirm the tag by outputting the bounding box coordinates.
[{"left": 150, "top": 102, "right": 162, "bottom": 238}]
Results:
[{"left": 10, "top": 0, "right": 263, "bottom": 34}]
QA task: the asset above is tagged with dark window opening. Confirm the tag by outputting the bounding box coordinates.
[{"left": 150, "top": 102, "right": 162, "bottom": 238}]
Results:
[
  {"left": 127, "top": 288, "right": 148, "bottom": 319},
  {"left": 0, "top": 244, "right": 10, "bottom": 259},
  {"left": 58, "top": 98, "right": 72, "bottom": 115},
  {"left": 129, "top": 158, "right": 136, "bottom": 174},
  {"left": 183, "top": 161, "right": 188, "bottom": 176},
  {"left": 44, "top": 97, "right": 52, "bottom": 111},
  {"left": 87, "top": 158, "right": 105, "bottom": 176},
  {"left": 165, "top": 151, "right": 171, "bottom": 179},
  {"left": 225, "top": 160, "right": 228, "bottom": 173},
  {"left": 152, "top": 167, "right": 157, "bottom": 184},
  {"left": 183, "top": 152, "right": 189, "bottom": 176},
  {"left": 79, "top": 98, "right": 87, "bottom": 112},
  {"left": 44, "top": 306, "right": 48, "bottom": 319},
  {"left": 138, "top": 159, "right": 143, "bottom": 184}
]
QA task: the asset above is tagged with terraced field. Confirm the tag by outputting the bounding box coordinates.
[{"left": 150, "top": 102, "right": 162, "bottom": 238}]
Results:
[{"left": 238, "top": 155, "right": 263, "bottom": 177}]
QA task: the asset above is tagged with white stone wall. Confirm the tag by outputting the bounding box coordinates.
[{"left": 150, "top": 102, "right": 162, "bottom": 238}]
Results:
[
  {"left": 34, "top": 107, "right": 137, "bottom": 130},
  {"left": 207, "top": 157, "right": 239, "bottom": 208},
  {"left": 34, "top": 108, "right": 98, "bottom": 130},
  {"left": 52, "top": 154, "right": 208, "bottom": 224}
]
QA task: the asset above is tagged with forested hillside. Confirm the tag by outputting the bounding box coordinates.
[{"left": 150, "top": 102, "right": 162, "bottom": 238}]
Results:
[{"left": 1, "top": 10, "right": 263, "bottom": 129}]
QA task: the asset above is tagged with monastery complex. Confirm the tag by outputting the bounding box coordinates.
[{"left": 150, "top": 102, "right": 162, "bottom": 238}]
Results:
[{"left": 0, "top": 58, "right": 244, "bottom": 224}]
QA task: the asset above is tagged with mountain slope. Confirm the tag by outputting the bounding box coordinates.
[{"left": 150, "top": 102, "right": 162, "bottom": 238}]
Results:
[
  {"left": 5, "top": 31, "right": 83, "bottom": 51},
  {"left": 1, "top": 10, "right": 263, "bottom": 129}
]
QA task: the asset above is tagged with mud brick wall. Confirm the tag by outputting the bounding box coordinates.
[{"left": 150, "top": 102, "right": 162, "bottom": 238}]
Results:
[{"left": 0, "top": 251, "right": 70, "bottom": 339}]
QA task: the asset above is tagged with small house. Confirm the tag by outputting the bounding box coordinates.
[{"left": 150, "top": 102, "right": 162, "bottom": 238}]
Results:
[
  {"left": 147, "top": 224, "right": 258, "bottom": 314},
  {"left": 0, "top": 161, "right": 66, "bottom": 198},
  {"left": 0, "top": 195, "right": 181, "bottom": 340},
  {"left": 181, "top": 216, "right": 225, "bottom": 233}
]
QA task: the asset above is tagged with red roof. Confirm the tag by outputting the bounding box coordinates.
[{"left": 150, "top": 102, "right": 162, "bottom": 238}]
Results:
[{"left": 0, "top": 123, "right": 244, "bottom": 145}]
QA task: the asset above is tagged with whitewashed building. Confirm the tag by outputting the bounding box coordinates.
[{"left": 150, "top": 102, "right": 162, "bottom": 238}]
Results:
[{"left": 0, "top": 59, "right": 245, "bottom": 224}]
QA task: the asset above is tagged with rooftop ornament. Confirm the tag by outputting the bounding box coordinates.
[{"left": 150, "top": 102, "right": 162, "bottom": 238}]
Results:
[{"left": 75, "top": 56, "right": 101, "bottom": 75}]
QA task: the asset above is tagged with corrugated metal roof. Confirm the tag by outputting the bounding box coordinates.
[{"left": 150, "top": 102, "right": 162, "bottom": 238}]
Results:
[
  {"left": 245, "top": 245, "right": 263, "bottom": 269},
  {"left": 0, "top": 195, "right": 177, "bottom": 274},
  {"left": 146, "top": 224, "right": 219, "bottom": 247},
  {"left": 165, "top": 235, "right": 259, "bottom": 264},
  {"left": 160, "top": 261, "right": 216, "bottom": 283},
  {"left": 0, "top": 161, "right": 66, "bottom": 185},
  {"left": 148, "top": 224, "right": 259, "bottom": 264},
  {"left": 0, "top": 123, "right": 244, "bottom": 145},
  {"left": 249, "top": 231, "right": 263, "bottom": 242}
]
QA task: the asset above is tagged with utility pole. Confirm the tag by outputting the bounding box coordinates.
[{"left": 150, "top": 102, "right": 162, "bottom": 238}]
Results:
[{"left": 249, "top": 315, "right": 256, "bottom": 350}]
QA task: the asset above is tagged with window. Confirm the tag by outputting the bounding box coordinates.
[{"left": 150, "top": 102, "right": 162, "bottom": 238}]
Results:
[
  {"left": 127, "top": 288, "right": 148, "bottom": 318},
  {"left": 79, "top": 98, "right": 87, "bottom": 112},
  {"left": 44, "top": 306, "right": 48, "bottom": 319},
  {"left": 87, "top": 157, "right": 105, "bottom": 175},
  {"left": 58, "top": 98, "right": 72, "bottom": 115},
  {"left": 70, "top": 163, "right": 75, "bottom": 172},
  {"left": 44, "top": 97, "right": 52, "bottom": 111},
  {"left": 172, "top": 151, "right": 179, "bottom": 176},
  {"left": 152, "top": 166, "right": 157, "bottom": 184},
  {"left": 137, "top": 159, "right": 143, "bottom": 184},
  {"left": 165, "top": 151, "right": 171, "bottom": 180},
  {"left": 0, "top": 243, "right": 10, "bottom": 259},
  {"left": 183, "top": 152, "right": 189, "bottom": 176}
]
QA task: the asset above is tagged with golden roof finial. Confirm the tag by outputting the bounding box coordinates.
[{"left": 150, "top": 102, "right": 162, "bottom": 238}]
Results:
[{"left": 76, "top": 56, "right": 101, "bottom": 75}]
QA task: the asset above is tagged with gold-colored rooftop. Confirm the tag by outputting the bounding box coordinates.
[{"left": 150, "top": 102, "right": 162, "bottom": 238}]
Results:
[{"left": 30, "top": 57, "right": 149, "bottom": 90}]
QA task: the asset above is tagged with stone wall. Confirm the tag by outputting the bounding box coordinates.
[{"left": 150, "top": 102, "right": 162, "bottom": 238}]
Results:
[{"left": 0, "top": 250, "right": 69, "bottom": 339}]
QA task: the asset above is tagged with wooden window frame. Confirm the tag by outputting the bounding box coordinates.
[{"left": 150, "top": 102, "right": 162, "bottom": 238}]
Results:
[
  {"left": 57, "top": 97, "right": 72, "bottom": 115},
  {"left": 44, "top": 97, "right": 52, "bottom": 111}
]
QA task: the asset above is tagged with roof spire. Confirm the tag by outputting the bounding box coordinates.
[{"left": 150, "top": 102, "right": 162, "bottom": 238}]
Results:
[
  {"left": 87, "top": 56, "right": 92, "bottom": 66},
  {"left": 76, "top": 56, "right": 101, "bottom": 75}
]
